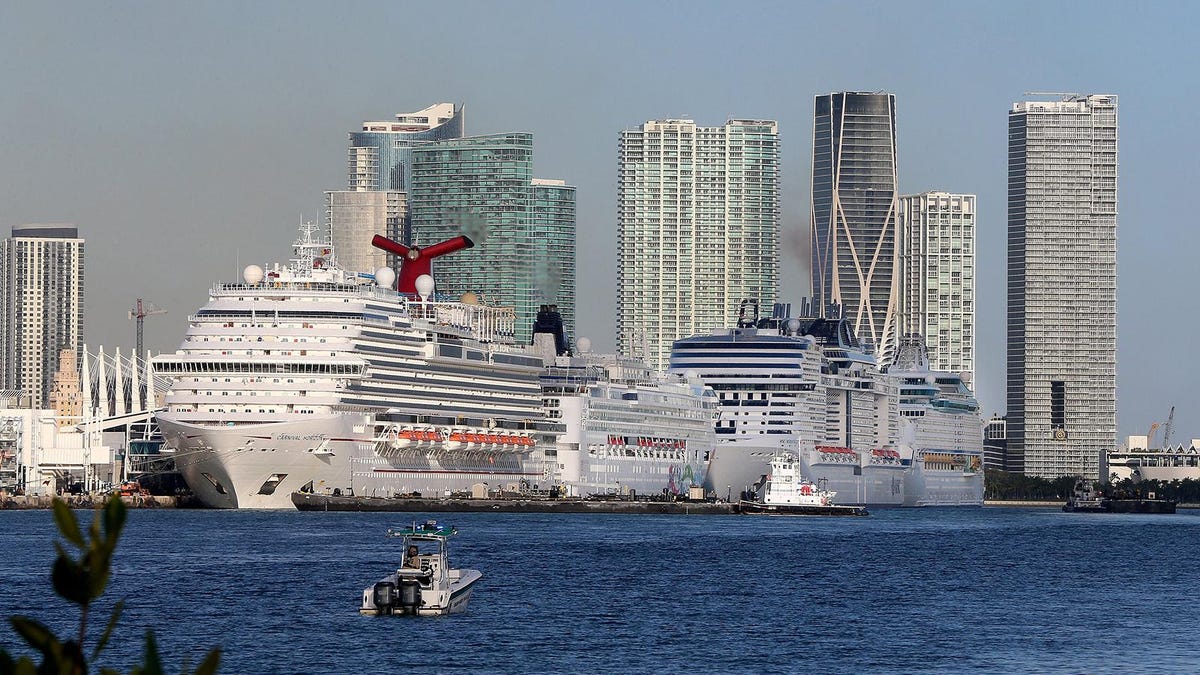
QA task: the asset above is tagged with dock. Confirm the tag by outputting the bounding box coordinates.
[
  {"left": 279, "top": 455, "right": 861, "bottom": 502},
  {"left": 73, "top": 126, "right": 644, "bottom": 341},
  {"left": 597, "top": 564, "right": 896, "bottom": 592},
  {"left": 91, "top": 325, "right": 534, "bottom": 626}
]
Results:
[{"left": 292, "top": 492, "right": 738, "bottom": 515}]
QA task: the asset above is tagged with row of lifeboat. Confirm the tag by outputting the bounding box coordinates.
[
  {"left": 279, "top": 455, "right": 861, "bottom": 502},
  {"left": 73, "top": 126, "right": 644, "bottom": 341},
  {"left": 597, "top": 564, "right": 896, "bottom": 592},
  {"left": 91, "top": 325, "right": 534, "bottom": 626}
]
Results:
[
  {"left": 381, "top": 427, "right": 536, "bottom": 450},
  {"left": 815, "top": 446, "right": 860, "bottom": 464},
  {"left": 870, "top": 448, "right": 902, "bottom": 462}
]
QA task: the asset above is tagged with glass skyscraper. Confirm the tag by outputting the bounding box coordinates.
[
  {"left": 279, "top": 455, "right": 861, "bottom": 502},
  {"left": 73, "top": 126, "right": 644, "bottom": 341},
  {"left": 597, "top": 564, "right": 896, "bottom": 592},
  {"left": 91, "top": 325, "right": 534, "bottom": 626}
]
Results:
[
  {"left": 899, "top": 192, "right": 976, "bottom": 384},
  {"left": 1007, "top": 94, "right": 1118, "bottom": 480},
  {"left": 1, "top": 224, "right": 85, "bottom": 406},
  {"left": 348, "top": 103, "right": 465, "bottom": 194},
  {"left": 811, "top": 92, "right": 900, "bottom": 361},
  {"left": 408, "top": 133, "right": 576, "bottom": 343},
  {"left": 617, "top": 117, "right": 780, "bottom": 370}
]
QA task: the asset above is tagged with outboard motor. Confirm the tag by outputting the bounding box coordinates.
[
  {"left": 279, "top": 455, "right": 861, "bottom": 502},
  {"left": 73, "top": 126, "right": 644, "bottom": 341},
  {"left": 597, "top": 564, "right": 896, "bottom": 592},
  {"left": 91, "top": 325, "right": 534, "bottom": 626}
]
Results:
[
  {"left": 398, "top": 578, "right": 423, "bottom": 615},
  {"left": 372, "top": 581, "right": 397, "bottom": 616}
]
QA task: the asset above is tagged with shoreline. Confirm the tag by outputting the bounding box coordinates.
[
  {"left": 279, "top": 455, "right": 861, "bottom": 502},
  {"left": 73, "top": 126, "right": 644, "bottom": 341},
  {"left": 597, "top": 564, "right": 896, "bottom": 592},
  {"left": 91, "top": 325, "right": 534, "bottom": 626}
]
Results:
[{"left": 986, "top": 499, "right": 1199, "bottom": 509}]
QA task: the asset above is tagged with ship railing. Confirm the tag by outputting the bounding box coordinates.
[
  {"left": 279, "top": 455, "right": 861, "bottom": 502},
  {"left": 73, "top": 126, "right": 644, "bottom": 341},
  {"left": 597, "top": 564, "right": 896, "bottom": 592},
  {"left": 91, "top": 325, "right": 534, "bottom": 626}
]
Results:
[{"left": 406, "top": 299, "right": 517, "bottom": 343}]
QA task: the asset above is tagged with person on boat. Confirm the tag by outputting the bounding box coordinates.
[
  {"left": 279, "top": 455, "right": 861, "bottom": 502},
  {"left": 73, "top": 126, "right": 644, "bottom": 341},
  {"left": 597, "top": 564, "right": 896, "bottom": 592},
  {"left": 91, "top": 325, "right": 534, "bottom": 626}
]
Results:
[{"left": 404, "top": 545, "right": 420, "bottom": 568}]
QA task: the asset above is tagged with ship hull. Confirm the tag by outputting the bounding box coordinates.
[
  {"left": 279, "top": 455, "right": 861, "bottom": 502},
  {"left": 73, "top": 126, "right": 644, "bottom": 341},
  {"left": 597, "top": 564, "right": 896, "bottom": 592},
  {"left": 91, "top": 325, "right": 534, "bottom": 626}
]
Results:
[
  {"left": 704, "top": 441, "right": 909, "bottom": 507},
  {"left": 903, "top": 466, "right": 984, "bottom": 506},
  {"left": 158, "top": 414, "right": 361, "bottom": 509},
  {"left": 159, "top": 413, "right": 544, "bottom": 509}
]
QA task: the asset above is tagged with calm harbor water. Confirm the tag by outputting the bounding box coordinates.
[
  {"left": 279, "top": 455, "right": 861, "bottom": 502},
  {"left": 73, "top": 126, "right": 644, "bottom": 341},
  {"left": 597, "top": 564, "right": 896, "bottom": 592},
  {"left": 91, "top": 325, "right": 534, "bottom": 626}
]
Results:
[{"left": 2, "top": 507, "right": 1198, "bottom": 673}]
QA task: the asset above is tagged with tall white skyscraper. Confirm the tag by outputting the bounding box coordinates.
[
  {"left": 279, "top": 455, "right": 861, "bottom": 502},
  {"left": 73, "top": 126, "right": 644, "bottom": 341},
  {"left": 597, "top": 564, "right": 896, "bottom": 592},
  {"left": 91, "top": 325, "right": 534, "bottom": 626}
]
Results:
[
  {"left": 1007, "top": 94, "right": 1117, "bottom": 479},
  {"left": 899, "top": 192, "right": 976, "bottom": 384},
  {"left": 1, "top": 224, "right": 85, "bottom": 406},
  {"left": 325, "top": 190, "right": 407, "bottom": 274},
  {"left": 617, "top": 117, "right": 780, "bottom": 369}
]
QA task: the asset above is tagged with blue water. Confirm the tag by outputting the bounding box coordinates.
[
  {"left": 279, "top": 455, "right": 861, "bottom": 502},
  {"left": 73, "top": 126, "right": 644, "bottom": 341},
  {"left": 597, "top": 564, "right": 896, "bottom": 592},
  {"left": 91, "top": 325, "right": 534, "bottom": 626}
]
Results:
[{"left": 2, "top": 507, "right": 1198, "bottom": 673}]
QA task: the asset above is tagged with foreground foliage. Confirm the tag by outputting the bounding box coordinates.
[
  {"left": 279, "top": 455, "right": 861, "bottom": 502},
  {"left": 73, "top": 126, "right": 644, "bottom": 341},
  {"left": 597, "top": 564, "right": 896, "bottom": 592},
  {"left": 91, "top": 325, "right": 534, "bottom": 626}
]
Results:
[{"left": 0, "top": 496, "right": 220, "bottom": 675}]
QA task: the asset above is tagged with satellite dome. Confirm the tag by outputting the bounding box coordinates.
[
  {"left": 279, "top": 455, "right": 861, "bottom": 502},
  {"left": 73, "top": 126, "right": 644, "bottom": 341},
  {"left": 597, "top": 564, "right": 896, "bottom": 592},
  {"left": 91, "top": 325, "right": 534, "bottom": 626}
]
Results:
[
  {"left": 576, "top": 337, "right": 592, "bottom": 353},
  {"left": 415, "top": 274, "right": 435, "bottom": 299},
  {"left": 374, "top": 267, "right": 396, "bottom": 289},
  {"left": 242, "top": 265, "right": 264, "bottom": 285},
  {"left": 460, "top": 291, "right": 479, "bottom": 305},
  {"left": 786, "top": 318, "right": 802, "bottom": 334}
]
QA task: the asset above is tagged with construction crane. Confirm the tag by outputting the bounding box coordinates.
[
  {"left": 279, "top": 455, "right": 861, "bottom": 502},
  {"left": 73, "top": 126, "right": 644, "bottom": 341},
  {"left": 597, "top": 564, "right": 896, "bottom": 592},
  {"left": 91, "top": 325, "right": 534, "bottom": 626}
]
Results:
[
  {"left": 1161, "top": 406, "right": 1176, "bottom": 450},
  {"left": 128, "top": 298, "right": 167, "bottom": 362}
]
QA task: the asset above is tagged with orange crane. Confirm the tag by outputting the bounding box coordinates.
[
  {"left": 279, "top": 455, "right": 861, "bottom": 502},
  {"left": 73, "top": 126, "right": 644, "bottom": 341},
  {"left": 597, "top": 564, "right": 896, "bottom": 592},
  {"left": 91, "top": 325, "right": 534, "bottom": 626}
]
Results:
[{"left": 128, "top": 298, "right": 167, "bottom": 361}]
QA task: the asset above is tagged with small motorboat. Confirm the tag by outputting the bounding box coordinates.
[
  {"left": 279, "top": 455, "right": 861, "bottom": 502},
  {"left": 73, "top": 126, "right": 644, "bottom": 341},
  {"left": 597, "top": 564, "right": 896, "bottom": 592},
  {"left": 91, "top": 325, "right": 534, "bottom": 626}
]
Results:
[{"left": 360, "top": 520, "right": 483, "bottom": 616}]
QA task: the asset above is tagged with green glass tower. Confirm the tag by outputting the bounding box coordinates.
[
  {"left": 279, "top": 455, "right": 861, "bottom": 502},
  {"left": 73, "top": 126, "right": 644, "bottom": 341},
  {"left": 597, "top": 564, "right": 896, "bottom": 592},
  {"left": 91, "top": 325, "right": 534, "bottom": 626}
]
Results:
[{"left": 409, "top": 133, "right": 576, "bottom": 343}]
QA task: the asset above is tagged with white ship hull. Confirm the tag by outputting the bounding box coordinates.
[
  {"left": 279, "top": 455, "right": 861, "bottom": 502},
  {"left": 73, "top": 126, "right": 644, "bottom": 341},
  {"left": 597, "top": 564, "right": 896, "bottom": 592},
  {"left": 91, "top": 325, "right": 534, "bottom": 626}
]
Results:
[
  {"left": 703, "top": 440, "right": 906, "bottom": 507},
  {"left": 158, "top": 414, "right": 360, "bottom": 509},
  {"left": 903, "top": 458, "right": 984, "bottom": 507},
  {"left": 555, "top": 446, "right": 707, "bottom": 498},
  {"left": 159, "top": 413, "right": 544, "bottom": 509}
]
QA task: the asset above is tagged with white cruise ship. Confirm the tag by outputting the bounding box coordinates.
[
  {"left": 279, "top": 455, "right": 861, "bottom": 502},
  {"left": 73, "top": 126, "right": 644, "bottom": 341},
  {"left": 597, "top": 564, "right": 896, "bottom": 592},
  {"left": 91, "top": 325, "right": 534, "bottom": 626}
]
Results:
[
  {"left": 669, "top": 300, "right": 905, "bottom": 506},
  {"left": 152, "top": 223, "right": 557, "bottom": 508},
  {"left": 889, "top": 337, "right": 985, "bottom": 506},
  {"left": 669, "top": 301, "right": 983, "bottom": 507},
  {"left": 536, "top": 339, "right": 719, "bottom": 498}
]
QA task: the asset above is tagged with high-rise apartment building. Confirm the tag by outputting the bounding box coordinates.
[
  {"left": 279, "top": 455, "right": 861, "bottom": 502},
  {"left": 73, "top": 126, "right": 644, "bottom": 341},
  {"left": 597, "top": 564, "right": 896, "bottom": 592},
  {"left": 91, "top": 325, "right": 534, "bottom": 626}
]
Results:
[
  {"left": 811, "top": 92, "right": 900, "bottom": 361},
  {"left": 617, "top": 117, "right": 780, "bottom": 369},
  {"left": 408, "top": 133, "right": 576, "bottom": 344},
  {"left": 1007, "top": 94, "right": 1118, "bottom": 479},
  {"left": 1, "top": 224, "right": 85, "bottom": 406},
  {"left": 325, "top": 190, "right": 407, "bottom": 274},
  {"left": 348, "top": 103, "right": 465, "bottom": 193},
  {"left": 899, "top": 192, "right": 976, "bottom": 384}
]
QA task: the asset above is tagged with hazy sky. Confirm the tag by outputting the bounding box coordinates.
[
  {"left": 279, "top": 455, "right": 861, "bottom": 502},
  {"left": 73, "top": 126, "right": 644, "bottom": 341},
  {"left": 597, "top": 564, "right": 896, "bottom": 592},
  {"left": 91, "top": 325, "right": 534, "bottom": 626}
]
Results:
[{"left": 2, "top": 0, "right": 1198, "bottom": 442}]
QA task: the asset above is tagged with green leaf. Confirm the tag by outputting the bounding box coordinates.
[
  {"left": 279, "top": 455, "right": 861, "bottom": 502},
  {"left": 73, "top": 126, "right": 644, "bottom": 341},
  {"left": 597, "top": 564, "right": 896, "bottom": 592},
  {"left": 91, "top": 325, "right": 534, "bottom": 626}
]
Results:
[
  {"left": 91, "top": 600, "right": 125, "bottom": 660},
  {"left": 190, "top": 648, "right": 222, "bottom": 675},
  {"left": 85, "top": 548, "right": 113, "bottom": 601},
  {"left": 12, "top": 655, "right": 39, "bottom": 675},
  {"left": 140, "top": 630, "right": 163, "bottom": 675},
  {"left": 9, "top": 616, "right": 56, "bottom": 654},
  {"left": 101, "top": 495, "right": 126, "bottom": 544},
  {"left": 51, "top": 500, "right": 85, "bottom": 550},
  {"left": 50, "top": 553, "right": 91, "bottom": 606},
  {"left": 60, "top": 639, "right": 86, "bottom": 675}
]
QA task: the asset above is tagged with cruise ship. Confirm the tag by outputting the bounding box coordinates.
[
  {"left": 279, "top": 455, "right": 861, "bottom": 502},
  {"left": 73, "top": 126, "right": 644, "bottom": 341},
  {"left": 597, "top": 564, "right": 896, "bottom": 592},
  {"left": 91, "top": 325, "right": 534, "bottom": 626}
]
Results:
[
  {"left": 152, "top": 223, "right": 558, "bottom": 508},
  {"left": 536, "top": 330, "right": 719, "bottom": 498},
  {"left": 669, "top": 301, "right": 984, "bottom": 507},
  {"left": 669, "top": 300, "right": 904, "bottom": 505},
  {"left": 889, "top": 337, "right": 985, "bottom": 506}
]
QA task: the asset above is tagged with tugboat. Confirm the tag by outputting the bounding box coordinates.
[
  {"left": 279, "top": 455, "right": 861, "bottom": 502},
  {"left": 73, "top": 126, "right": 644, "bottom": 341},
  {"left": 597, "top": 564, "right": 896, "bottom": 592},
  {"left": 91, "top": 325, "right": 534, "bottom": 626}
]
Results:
[
  {"left": 1062, "top": 479, "right": 1177, "bottom": 514},
  {"left": 360, "top": 520, "right": 483, "bottom": 616},
  {"left": 737, "top": 453, "right": 868, "bottom": 516}
]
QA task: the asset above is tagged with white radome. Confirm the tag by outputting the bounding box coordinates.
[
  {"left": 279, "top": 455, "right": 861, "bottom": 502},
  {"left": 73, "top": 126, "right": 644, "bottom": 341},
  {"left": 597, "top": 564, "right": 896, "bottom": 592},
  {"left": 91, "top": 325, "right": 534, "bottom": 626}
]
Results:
[
  {"left": 415, "top": 274, "right": 435, "bottom": 299},
  {"left": 576, "top": 337, "right": 592, "bottom": 354},
  {"left": 374, "top": 267, "right": 396, "bottom": 289},
  {"left": 243, "top": 265, "right": 264, "bottom": 285}
]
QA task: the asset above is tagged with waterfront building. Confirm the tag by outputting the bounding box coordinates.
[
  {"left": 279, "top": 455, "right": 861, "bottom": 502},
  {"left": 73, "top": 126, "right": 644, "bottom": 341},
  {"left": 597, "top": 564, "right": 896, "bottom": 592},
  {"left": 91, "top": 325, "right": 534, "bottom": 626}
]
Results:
[
  {"left": 347, "top": 103, "right": 465, "bottom": 193},
  {"left": 408, "top": 133, "right": 576, "bottom": 343},
  {"left": 811, "top": 92, "right": 900, "bottom": 363},
  {"left": 1007, "top": 94, "right": 1118, "bottom": 480},
  {"left": 899, "top": 192, "right": 976, "bottom": 385},
  {"left": 325, "top": 190, "right": 407, "bottom": 274},
  {"left": 617, "top": 117, "right": 780, "bottom": 369},
  {"left": 1, "top": 224, "right": 85, "bottom": 407},
  {"left": 983, "top": 415, "right": 1012, "bottom": 473}
]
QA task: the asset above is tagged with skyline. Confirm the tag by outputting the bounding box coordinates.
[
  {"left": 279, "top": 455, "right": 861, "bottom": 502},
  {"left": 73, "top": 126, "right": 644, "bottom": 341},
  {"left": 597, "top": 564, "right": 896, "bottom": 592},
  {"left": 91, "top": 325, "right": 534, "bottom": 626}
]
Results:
[{"left": 1, "top": 1, "right": 1198, "bottom": 442}]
